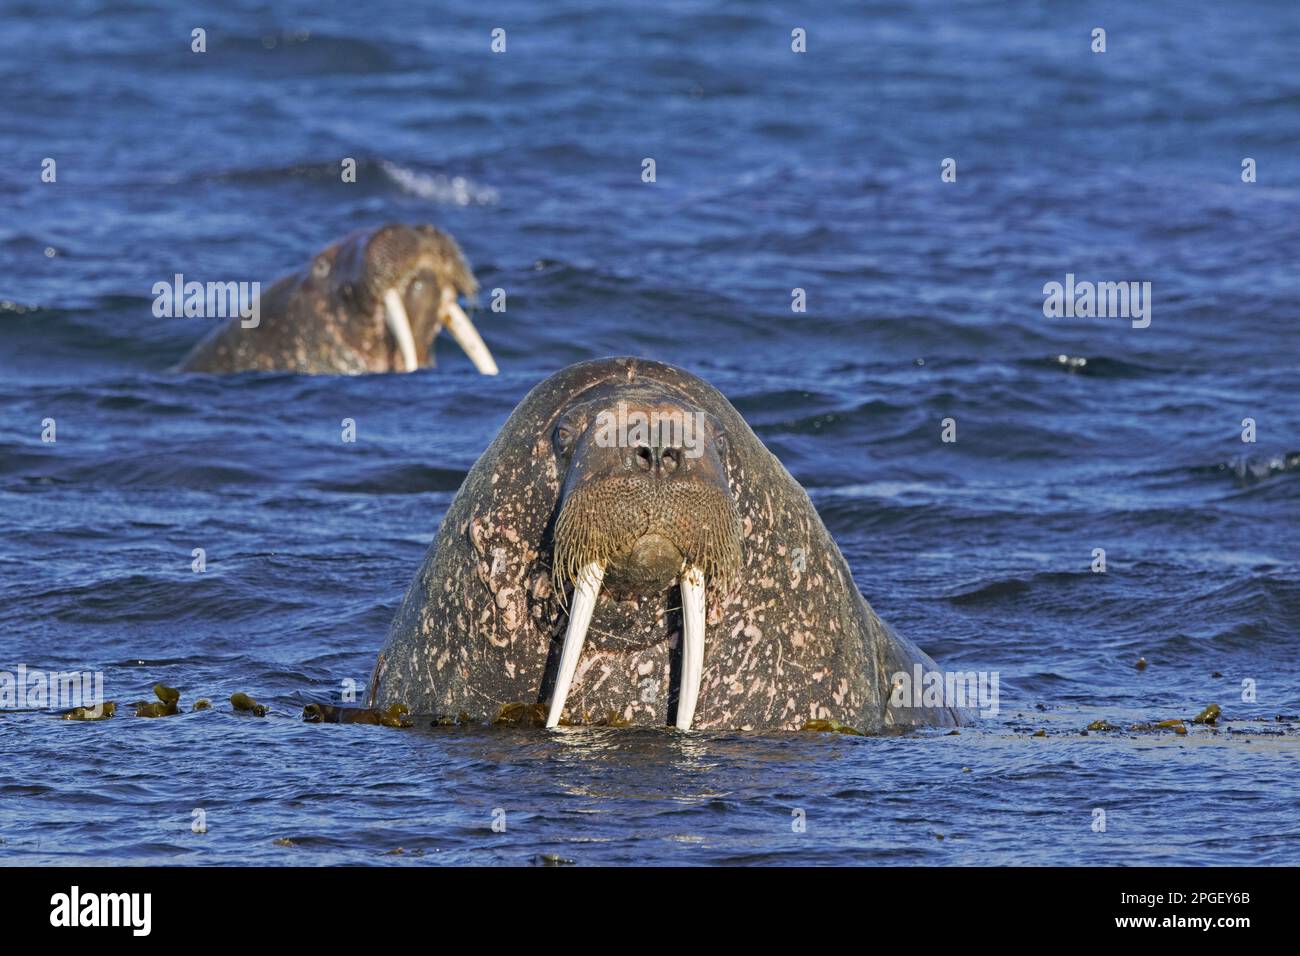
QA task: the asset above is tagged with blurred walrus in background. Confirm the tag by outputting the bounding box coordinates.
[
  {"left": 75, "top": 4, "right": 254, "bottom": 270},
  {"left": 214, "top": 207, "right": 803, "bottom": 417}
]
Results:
[
  {"left": 370, "top": 357, "right": 963, "bottom": 733},
  {"left": 179, "top": 223, "right": 497, "bottom": 375}
]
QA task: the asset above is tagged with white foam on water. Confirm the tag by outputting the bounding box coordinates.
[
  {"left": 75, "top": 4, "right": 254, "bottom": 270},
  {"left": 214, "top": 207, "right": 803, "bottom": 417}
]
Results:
[{"left": 379, "top": 160, "right": 499, "bottom": 206}]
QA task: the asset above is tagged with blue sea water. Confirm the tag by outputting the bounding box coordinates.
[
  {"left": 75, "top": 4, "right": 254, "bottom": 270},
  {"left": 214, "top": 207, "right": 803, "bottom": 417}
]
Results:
[{"left": 1, "top": 0, "right": 1298, "bottom": 865}]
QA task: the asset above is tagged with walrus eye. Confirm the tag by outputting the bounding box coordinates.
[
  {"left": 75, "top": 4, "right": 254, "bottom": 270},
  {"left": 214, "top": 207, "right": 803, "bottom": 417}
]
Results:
[
  {"left": 713, "top": 427, "right": 729, "bottom": 459},
  {"left": 313, "top": 257, "right": 330, "bottom": 279},
  {"left": 553, "top": 422, "right": 576, "bottom": 458}
]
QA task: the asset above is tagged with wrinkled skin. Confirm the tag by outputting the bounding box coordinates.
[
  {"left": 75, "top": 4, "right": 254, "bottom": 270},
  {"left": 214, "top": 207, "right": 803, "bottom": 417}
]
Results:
[
  {"left": 178, "top": 223, "right": 485, "bottom": 374},
  {"left": 371, "top": 357, "right": 963, "bottom": 732}
]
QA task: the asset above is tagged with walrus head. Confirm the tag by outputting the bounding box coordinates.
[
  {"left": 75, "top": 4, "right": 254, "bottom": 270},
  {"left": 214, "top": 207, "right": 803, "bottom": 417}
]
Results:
[
  {"left": 320, "top": 223, "right": 496, "bottom": 374},
  {"left": 546, "top": 384, "right": 742, "bottom": 730}
]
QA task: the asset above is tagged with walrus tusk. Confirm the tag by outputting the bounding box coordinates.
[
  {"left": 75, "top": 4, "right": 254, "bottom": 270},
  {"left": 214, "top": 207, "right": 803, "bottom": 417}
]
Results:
[
  {"left": 676, "top": 566, "right": 706, "bottom": 730},
  {"left": 382, "top": 288, "right": 420, "bottom": 373},
  {"left": 545, "top": 561, "right": 605, "bottom": 728},
  {"left": 441, "top": 297, "right": 499, "bottom": 376}
]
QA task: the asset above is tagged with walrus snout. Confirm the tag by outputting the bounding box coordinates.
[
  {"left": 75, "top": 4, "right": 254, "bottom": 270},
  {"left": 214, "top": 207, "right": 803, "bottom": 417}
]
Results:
[
  {"left": 335, "top": 223, "right": 476, "bottom": 310},
  {"left": 336, "top": 223, "right": 496, "bottom": 374},
  {"left": 550, "top": 398, "right": 740, "bottom": 596}
]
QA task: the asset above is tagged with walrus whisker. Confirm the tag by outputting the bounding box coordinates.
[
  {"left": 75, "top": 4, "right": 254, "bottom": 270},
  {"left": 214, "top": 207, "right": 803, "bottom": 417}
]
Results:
[
  {"left": 382, "top": 288, "right": 420, "bottom": 373},
  {"left": 545, "top": 560, "right": 605, "bottom": 729}
]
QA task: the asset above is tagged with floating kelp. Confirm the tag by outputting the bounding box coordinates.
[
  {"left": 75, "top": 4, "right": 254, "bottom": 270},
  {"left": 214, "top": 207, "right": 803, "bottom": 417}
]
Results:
[
  {"left": 192, "top": 699, "right": 211, "bottom": 712},
  {"left": 1087, "top": 709, "right": 1224, "bottom": 736},
  {"left": 60, "top": 701, "right": 116, "bottom": 721},
  {"left": 301, "top": 703, "right": 328, "bottom": 723},
  {"left": 802, "top": 719, "right": 865, "bottom": 736},
  {"left": 485, "top": 701, "right": 610, "bottom": 727},
  {"left": 1192, "top": 703, "right": 1221, "bottom": 725},
  {"left": 373, "top": 703, "right": 412, "bottom": 728},
  {"left": 430, "top": 712, "right": 473, "bottom": 726},
  {"left": 230, "top": 692, "right": 267, "bottom": 717},
  {"left": 493, "top": 701, "right": 549, "bottom": 726},
  {"left": 1128, "top": 719, "right": 1187, "bottom": 734},
  {"left": 133, "top": 683, "right": 182, "bottom": 718},
  {"left": 302, "top": 702, "right": 411, "bottom": 728}
]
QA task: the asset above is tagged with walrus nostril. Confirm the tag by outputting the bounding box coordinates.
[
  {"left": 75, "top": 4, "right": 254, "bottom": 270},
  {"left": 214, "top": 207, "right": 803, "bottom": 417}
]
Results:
[{"left": 631, "top": 446, "right": 681, "bottom": 474}]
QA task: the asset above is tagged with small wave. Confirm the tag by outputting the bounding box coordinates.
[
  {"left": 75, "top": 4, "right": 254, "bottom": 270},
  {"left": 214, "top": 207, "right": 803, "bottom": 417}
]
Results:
[
  {"left": 211, "top": 32, "right": 399, "bottom": 74},
  {"left": 14, "top": 453, "right": 268, "bottom": 491},
  {"left": 109, "top": 656, "right": 242, "bottom": 668},
  {"left": 0, "top": 445, "right": 51, "bottom": 477},
  {"left": 311, "top": 463, "right": 467, "bottom": 495},
  {"left": 34, "top": 573, "right": 310, "bottom": 625},
  {"left": 1214, "top": 452, "right": 1300, "bottom": 484},
  {"left": 1032, "top": 354, "right": 1169, "bottom": 378},
  {"left": 379, "top": 161, "right": 499, "bottom": 206},
  {"left": 204, "top": 160, "right": 347, "bottom": 186},
  {"left": 948, "top": 577, "right": 1034, "bottom": 606},
  {"left": 946, "top": 571, "right": 1088, "bottom": 607},
  {"left": 198, "top": 159, "right": 499, "bottom": 206}
]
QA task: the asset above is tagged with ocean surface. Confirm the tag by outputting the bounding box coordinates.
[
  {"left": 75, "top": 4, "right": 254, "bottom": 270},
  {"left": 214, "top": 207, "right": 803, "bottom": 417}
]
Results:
[{"left": 1, "top": 0, "right": 1298, "bottom": 866}]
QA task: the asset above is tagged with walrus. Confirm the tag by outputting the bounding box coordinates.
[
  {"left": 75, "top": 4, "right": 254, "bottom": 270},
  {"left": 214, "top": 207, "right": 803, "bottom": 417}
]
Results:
[
  {"left": 178, "top": 223, "right": 497, "bottom": 375},
  {"left": 369, "top": 357, "right": 962, "bottom": 732}
]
